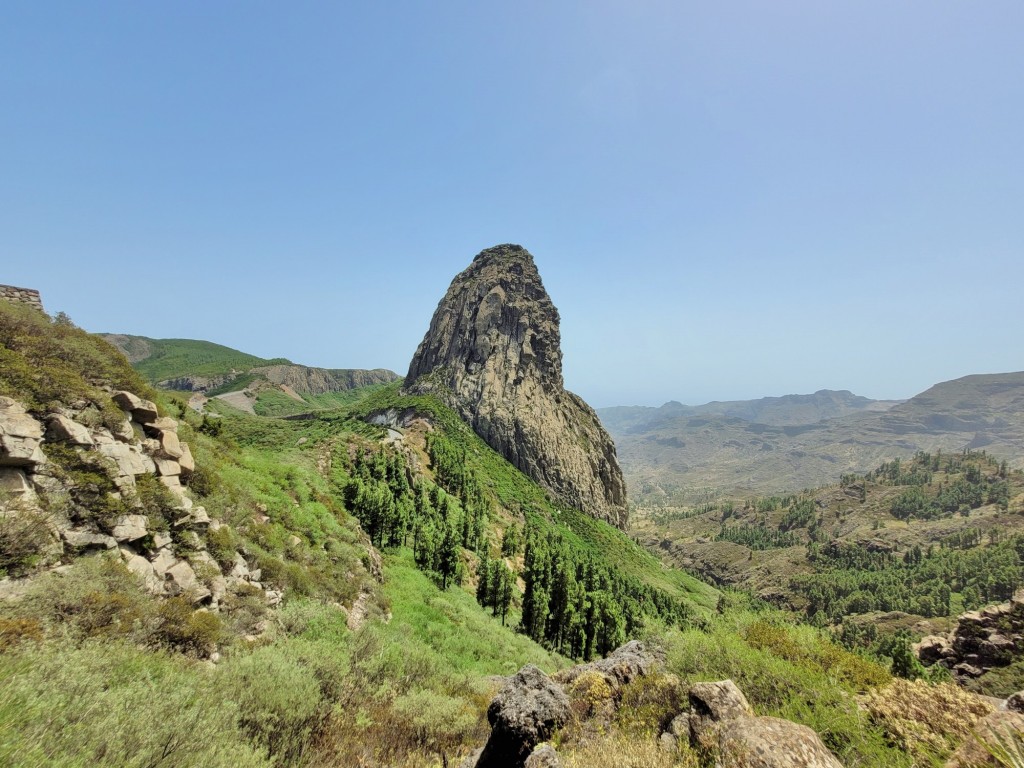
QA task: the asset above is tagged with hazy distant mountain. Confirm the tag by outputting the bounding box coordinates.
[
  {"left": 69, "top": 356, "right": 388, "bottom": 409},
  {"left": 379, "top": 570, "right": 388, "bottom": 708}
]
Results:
[{"left": 599, "top": 373, "right": 1024, "bottom": 502}]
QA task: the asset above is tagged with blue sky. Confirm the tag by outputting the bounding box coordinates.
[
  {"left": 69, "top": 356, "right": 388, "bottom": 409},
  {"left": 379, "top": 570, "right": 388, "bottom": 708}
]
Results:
[{"left": 2, "top": 2, "right": 1021, "bottom": 408}]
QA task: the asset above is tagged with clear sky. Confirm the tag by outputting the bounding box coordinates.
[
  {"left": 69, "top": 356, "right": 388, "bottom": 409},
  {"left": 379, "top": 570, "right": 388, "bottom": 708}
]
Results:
[{"left": 2, "top": 2, "right": 1021, "bottom": 408}]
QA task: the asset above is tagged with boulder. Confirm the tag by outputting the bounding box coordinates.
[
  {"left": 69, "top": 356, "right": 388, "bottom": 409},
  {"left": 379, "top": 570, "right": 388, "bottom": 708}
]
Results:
[
  {"left": 46, "top": 414, "right": 93, "bottom": 446},
  {"left": 112, "top": 391, "right": 159, "bottom": 423},
  {"left": 0, "top": 397, "right": 45, "bottom": 467},
  {"left": 178, "top": 442, "right": 195, "bottom": 476},
  {"left": 719, "top": 715, "right": 844, "bottom": 768},
  {"left": 689, "top": 680, "right": 753, "bottom": 745},
  {"left": 149, "top": 417, "right": 179, "bottom": 434},
  {"left": 111, "top": 418, "right": 134, "bottom": 443},
  {"left": 153, "top": 457, "right": 181, "bottom": 477},
  {"left": 0, "top": 468, "right": 35, "bottom": 498},
  {"left": 1007, "top": 691, "right": 1024, "bottom": 713},
  {"left": 165, "top": 560, "right": 211, "bottom": 602},
  {"left": 914, "top": 635, "right": 952, "bottom": 665},
  {"left": 152, "top": 548, "right": 177, "bottom": 577},
  {"left": 524, "top": 745, "right": 561, "bottom": 768},
  {"left": 688, "top": 680, "right": 842, "bottom": 767},
  {"left": 156, "top": 430, "right": 184, "bottom": 460},
  {"left": 111, "top": 514, "right": 149, "bottom": 543},
  {"left": 153, "top": 531, "right": 172, "bottom": 549},
  {"left": 97, "top": 442, "right": 154, "bottom": 477},
  {"left": 62, "top": 529, "right": 117, "bottom": 551},
  {"left": 121, "top": 548, "right": 162, "bottom": 593},
  {"left": 476, "top": 665, "right": 570, "bottom": 768}
]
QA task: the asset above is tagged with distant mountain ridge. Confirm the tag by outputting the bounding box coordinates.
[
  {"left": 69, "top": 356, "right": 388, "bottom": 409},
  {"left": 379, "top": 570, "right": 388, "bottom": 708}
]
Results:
[
  {"left": 599, "top": 373, "right": 1024, "bottom": 502},
  {"left": 100, "top": 333, "right": 399, "bottom": 417}
]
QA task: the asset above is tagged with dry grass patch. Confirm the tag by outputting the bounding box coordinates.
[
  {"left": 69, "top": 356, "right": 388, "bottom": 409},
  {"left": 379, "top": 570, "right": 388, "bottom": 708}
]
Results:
[
  {"left": 561, "top": 730, "right": 698, "bottom": 768},
  {"left": 865, "top": 678, "right": 993, "bottom": 761}
]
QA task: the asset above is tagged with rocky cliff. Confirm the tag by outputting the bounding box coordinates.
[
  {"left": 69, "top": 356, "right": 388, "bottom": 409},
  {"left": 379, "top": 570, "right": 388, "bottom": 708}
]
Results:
[{"left": 404, "top": 244, "right": 628, "bottom": 529}]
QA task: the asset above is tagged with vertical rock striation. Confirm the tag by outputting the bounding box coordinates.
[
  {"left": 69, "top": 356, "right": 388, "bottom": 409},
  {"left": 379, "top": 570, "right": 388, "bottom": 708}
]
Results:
[{"left": 405, "top": 244, "right": 628, "bottom": 529}]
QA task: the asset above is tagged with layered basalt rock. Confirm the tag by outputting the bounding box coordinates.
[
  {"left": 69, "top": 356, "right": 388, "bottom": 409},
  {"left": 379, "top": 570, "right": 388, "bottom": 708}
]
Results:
[{"left": 404, "top": 245, "right": 628, "bottom": 529}]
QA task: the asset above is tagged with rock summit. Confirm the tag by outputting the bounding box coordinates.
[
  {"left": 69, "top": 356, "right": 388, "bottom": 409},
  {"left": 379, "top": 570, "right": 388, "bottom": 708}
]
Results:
[{"left": 405, "top": 245, "right": 628, "bottom": 528}]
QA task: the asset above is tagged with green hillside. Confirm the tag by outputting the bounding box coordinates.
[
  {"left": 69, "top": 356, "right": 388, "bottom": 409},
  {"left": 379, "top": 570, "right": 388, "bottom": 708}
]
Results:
[
  {"left": 101, "top": 334, "right": 291, "bottom": 381},
  {"left": 1, "top": 308, "right": 1008, "bottom": 767}
]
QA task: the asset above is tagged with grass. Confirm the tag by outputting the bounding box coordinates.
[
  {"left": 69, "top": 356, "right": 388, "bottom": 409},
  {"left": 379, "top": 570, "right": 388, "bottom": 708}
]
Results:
[
  {"left": 253, "top": 384, "right": 393, "bottom": 418},
  {"left": 129, "top": 337, "right": 290, "bottom": 382}
]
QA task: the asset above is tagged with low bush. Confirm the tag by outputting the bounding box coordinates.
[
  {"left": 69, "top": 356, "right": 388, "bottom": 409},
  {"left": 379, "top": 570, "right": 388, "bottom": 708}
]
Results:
[{"left": 0, "top": 640, "right": 270, "bottom": 767}]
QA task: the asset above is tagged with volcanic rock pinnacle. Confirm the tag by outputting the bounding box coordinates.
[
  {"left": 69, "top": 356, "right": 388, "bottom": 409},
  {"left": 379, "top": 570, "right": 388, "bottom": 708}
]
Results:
[{"left": 405, "top": 244, "right": 628, "bottom": 529}]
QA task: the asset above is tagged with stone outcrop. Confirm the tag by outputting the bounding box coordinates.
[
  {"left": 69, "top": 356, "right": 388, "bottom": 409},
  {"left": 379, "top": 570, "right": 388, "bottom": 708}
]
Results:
[
  {"left": 688, "top": 679, "right": 843, "bottom": 768},
  {"left": 464, "top": 643, "right": 843, "bottom": 768},
  {"left": 250, "top": 365, "right": 399, "bottom": 396},
  {"left": 404, "top": 245, "right": 628, "bottom": 528},
  {"left": 0, "top": 390, "right": 284, "bottom": 626},
  {"left": 554, "top": 640, "right": 663, "bottom": 693},
  {"left": 0, "top": 397, "right": 46, "bottom": 467},
  {"left": 0, "top": 284, "right": 43, "bottom": 312},
  {"left": 916, "top": 590, "right": 1024, "bottom": 682}
]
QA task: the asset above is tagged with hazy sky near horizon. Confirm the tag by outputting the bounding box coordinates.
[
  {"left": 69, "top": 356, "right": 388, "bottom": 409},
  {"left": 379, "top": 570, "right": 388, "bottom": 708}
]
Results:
[{"left": 2, "top": 2, "right": 1021, "bottom": 408}]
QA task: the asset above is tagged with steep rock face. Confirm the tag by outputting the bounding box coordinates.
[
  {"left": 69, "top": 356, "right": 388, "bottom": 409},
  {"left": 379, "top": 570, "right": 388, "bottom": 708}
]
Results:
[{"left": 405, "top": 245, "right": 628, "bottom": 528}]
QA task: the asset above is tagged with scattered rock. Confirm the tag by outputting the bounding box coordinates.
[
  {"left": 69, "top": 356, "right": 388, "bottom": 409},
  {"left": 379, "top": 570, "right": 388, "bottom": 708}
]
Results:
[
  {"left": 46, "top": 414, "right": 93, "bottom": 446},
  {"left": 0, "top": 397, "right": 46, "bottom": 467},
  {"left": 111, "top": 514, "right": 149, "bottom": 543},
  {"left": 112, "top": 391, "right": 159, "bottom": 423},
  {"left": 62, "top": 529, "right": 117, "bottom": 551}
]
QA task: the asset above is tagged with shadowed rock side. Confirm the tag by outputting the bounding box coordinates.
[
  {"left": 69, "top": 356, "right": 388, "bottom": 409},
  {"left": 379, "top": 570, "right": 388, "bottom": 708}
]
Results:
[{"left": 405, "top": 244, "right": 628, "bottom": 529}]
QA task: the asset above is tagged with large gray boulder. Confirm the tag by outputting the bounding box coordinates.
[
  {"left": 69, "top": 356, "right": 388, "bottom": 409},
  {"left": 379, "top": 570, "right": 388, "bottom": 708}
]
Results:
[
  {"left": 46, "top": 414, "right": 93, "bottom": 446},
  {"left": 475, "top": 665, "right": 570, "bottom": 768},
  {"left": 688, "top": 680, "right": 842, "bottom": 768},
  {"left": 718, "top": 716, "right": 844, "bottom": 768}
]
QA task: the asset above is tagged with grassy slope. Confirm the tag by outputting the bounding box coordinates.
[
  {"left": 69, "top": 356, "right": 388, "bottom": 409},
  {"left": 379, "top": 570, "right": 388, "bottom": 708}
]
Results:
[
  {"left": 0, "top": 317, "right": 986, "bottom": 767},
  {"left": 252, "top": 384, "right": 393, "bottom": 418},
  {"left": 131, "top": 337, "right": 290, "bottom": 381}
]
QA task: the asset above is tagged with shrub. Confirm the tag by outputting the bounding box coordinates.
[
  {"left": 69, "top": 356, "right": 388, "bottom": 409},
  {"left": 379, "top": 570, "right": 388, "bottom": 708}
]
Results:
[
  {"left": 0, "top": 640, "right": 271, "bottom": 767},
  {"left": 154, "top": 597, "right": 223, "bottom": 656},
  {"left": 219, "top": 645, "right": 328, "bottom": 765},
  {"left": 615, "top": 672, "right": 685, "bottom": 736},
  {"left": 10, "top": 556, "right": 155, "bottom": 643},
  {"left": 0, "top": 497, "right": 55, "bottom": 577},
  {"left": 0, "top": 617, "right": 43, "bottom": 651}
]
